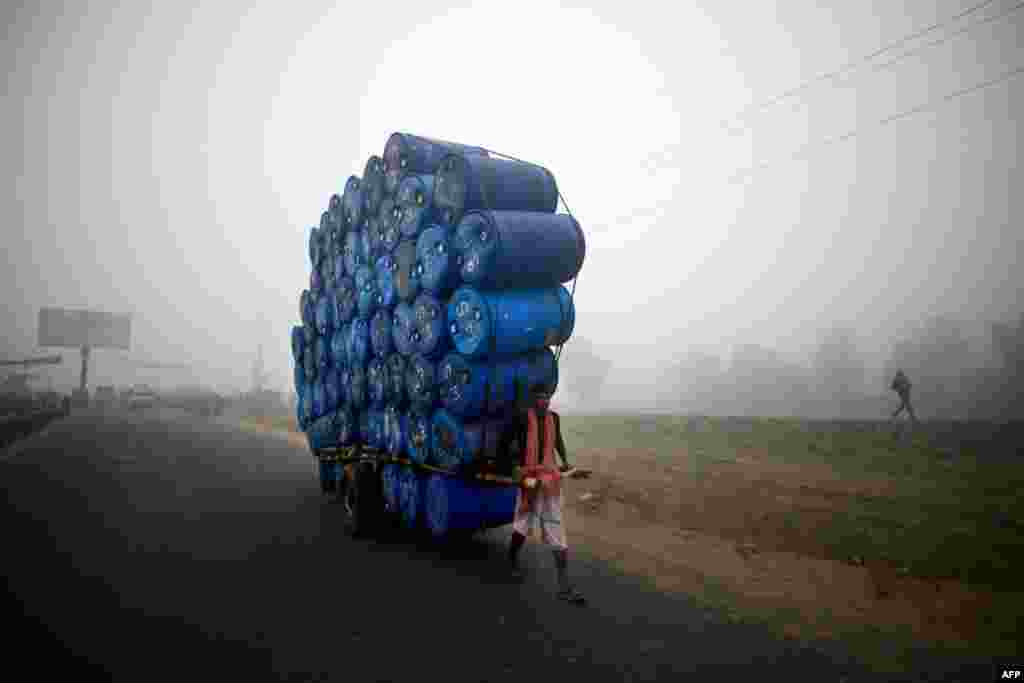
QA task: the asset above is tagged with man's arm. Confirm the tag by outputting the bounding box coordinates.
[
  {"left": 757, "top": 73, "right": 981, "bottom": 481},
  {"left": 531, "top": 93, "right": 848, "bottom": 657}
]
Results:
[{"left": 553, "top": 413, "right": 570, "bottom": 468}]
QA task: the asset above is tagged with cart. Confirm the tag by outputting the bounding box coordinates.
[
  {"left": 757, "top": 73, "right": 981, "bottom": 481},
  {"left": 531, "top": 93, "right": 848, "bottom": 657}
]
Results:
[{"left": 311, "top": 443, "right": 578, "bottom": 539}]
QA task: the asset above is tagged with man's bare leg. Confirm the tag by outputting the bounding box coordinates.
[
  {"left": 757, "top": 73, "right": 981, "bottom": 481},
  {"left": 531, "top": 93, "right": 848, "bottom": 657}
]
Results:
[
  {"left": 554, "top": 549, "right": 585, "bottom": 604},
  {"left": 507, "top": 531, "right": 526, "bottom": 581}
]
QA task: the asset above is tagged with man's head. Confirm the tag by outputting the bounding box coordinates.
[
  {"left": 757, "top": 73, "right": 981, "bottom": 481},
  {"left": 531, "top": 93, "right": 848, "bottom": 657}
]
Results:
[{"left": 531, "top": 383, "right": 552, "bottom": 414}]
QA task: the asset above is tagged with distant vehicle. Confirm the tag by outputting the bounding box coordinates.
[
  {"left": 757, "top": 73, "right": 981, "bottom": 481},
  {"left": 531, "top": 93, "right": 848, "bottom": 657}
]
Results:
[
  {"left": 95, "top": 385, "right": 117, "bottom": 409},
  {"left": 128, "top": 385, "right": 157, "bottom": 410}
]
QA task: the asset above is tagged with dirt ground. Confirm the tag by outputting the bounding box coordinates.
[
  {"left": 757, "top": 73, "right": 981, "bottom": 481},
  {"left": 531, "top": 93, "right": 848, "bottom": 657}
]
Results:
[{"left": 563, "top": 443, "right": 1009, "bottom": 654}]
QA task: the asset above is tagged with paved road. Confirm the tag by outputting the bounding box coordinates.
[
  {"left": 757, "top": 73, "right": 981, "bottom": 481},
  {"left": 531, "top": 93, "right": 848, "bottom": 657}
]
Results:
[{"left": 1, "top": 410, "right": 997, "bottom": 681}]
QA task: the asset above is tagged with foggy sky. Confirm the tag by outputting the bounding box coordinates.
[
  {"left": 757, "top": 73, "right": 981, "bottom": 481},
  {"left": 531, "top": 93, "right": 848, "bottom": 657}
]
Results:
[{"left": 3, "top": 0, "right": 1022, "bottom": 398}]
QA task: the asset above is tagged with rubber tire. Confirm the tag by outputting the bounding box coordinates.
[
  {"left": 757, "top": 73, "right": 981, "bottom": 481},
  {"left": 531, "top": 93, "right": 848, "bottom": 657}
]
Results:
[
  {"left": 329, "top": 463, "right": 348, "bottom": 505},
  {"left": 343, "top": 462, "right": 383, "bottom": 538}
]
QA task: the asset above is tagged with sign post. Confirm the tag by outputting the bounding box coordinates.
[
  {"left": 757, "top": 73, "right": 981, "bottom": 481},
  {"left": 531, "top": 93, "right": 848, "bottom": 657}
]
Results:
[
  {"left": 79, "top": 345, "right": 90, "bottom": 394},
  {"left": 37, "top": 308, "right": 132, "bottom": 403}
]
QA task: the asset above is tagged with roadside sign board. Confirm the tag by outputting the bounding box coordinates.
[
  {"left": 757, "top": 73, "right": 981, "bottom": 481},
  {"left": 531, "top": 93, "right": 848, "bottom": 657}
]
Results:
[{"left": 38, "top": 308, "right": 131, "bottom": 350}]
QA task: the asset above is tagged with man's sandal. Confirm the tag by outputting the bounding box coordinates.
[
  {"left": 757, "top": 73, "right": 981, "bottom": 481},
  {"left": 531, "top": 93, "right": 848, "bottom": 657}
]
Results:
[{"left": 557, "top": 587, "right": 586, "bottom": 605}]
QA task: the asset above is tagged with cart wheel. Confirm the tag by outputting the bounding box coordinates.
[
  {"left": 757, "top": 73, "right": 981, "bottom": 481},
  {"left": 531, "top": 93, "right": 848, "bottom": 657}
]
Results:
[
  {"left": 330, "top": 463, "right": 348, "bottom": 505},
  {"left": 316, "top": 456, "right": 331, "bottom": 495},
  {"left": 343, "top": 462, "right": 382, "bottom": 538}
]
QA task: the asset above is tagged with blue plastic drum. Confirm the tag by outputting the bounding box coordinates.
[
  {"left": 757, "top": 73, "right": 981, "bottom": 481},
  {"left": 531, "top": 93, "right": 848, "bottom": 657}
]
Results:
[
  {"left": 479, "top": 483, "right": 518, "bottom": 529},
  {"left": 348, "top": 318, "right": 371, "bottom": 366},
  {"left": 328, "top": 192, "right": 344, "bottom": 227},
  {"left": 392, "top": 302, "right": 416, "bottom": 357},
  {"left": 315, "top": 291, "right": 336, "bottom": 336},
  {"left": 366, "top": 408, "right": 385, "bottom": 449},
  {"left": 410, "top": 292, "right": 448, "bottom": 360},
  {"left": 417, "top": 225, "right": 459, "bottom": 296},
  {"left": 384, "top": 404, "right": 408, "bottom": 457},
  {"left": 302, "top": 382, "right": 315, "bottom": 425},
  {"left": 381, "top": 463, "right": 401, "bottom": 514},
  {"left": 438, "top": 348, "right": 557, "bottom": 418},
  {"left": 406, "top": 409, "right": 432, "bottom": 465},
  {"left": 320, "top": 252, "right": 334, "bottom": 292},
  {"left": 398, "top": 466, "right": 425, "bottom": 529},
  {"left": 424, "top": 474, "right": 516, "bottom": 537},
  {"left": 437, "top": 353, "right": 517, "bottom": 419},
  {"left": 448, "top": 286, "right": 575, "bottom": 358},
  {"left": 336, "top": 405, "right": 356, "bottom": 446},
  {"left": 330, "top": 327, "right": 347, "bottom": 368},
  {"left": 365, "top": 216, "right": 383, "bottom": 264},
  {"left": 333, "top": 246, "right": 346, "bottom": 288},
  {"left": 362, "top": 409, "right": 374, "bottom": 446},
  {"left": 296, "top": 386, "right": 307, "bottom": 431},
  {"left": 354, "top": 265, "right": 378, "bottom": 321},
  {"left": 392, "top": 238, "right": 421, "bottom": 303},
  {"left": 378, "top": 198, "right": 401, "bottom": 254},
  {"left": 424, "top": 474, "right": 469, "bottom": 536},
  {"left": 430, "top": 409, "right": 509, "bottom": 470},
  {"left": 336, "top": 365, "right": 350, "bottom": 408},
  {"left": 433, "top": 154, "right": 558, "bottom": 228},
  {"left": 363, "top": 155, "right": 386, "bottom": 217},
  {"left": 349, "top": 361, "right": 366, "bottom": 411},
  {"left": 314, "top": 335, "right": 330, "bottom": 375},
  {"left": 375, "top": 254, "right": 398, "bottom": 308},
  {"left": 311, "top": 378, "right": 326, "bottom": 419},
  {"left": 386, "top": 354, "right": 408, "bottom": 407},
  {"left": 382, "top": 133, "right": 488, "bottom": 197},
  {"left": 309, "top": 227, "right": 322, "bottom": 268},
  {"left": 300, "top": 290, "right": 313, "bottom": 328},
  {"left": 291, "top": 326, "right": 305, "bottom": 364},
  {"left": 303, "top": 344, "right": 316, "bottom": 384},
  {"left": 342, "top": 176, "right": 367, "bottom": 229},
  {"left": 366, "top": 357, "right": 390, "bottom": 407},
  {"left": 344, "top": 227, "right": 368, "bottom": 278},
  {"left": 324, "top": 370, "right": 340, "bottom": 413},
  {"left": 453, "top": 210, "right": 584, "bottom": 290},
  {"left": 370, "top": 308, "right": 393, "bottom": 359},
  {"left": 307, "top": 411, "right": 340, "bottom": 450},
  {"left": 406, "top": 355, "right": 437, "bottom": 414},
  {"left": 335, "top": 276, "right": 357, "bottom": 324},
  {"left": 396, "top": 174, "right": 438, "bottom": 240},
  {"left": 310, "top": 265, "right": 323, "bottom": 297}
]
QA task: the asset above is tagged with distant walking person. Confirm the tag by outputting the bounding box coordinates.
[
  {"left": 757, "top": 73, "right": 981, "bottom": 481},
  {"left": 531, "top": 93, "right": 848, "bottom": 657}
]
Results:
[{"left": 890, "top": 369, "right": 917, "bottom": 424}]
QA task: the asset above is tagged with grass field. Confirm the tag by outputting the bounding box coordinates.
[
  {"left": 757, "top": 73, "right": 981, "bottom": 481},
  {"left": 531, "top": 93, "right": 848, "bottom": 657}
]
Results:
[
  {"left": 562, "top": 415, "right": 1024, "bottom": 590},
  {"left": 558, "top": 414, "right": 1023, "bottom": 672},
  {"left": 249, "top": 411, "right": 1023, "bottom": 670}
]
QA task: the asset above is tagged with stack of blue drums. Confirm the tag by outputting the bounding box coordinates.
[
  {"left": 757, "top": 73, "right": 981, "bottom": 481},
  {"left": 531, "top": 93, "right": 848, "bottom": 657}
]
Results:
[{"left": 292, "top": 132, "right": 585, "bottom": 538}]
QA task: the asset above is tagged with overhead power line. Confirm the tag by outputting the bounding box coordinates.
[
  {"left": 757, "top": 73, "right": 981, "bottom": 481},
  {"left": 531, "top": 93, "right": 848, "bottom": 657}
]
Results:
[
  {"left": 722, "top": 0, "right": 1000, "bottom": 131},
  {"left": 731, "top": 0, "right": 1024, "bottom": 134},
  {"left": 868, "top": 1, "right": 1024, "bottom": 77},
  {"left": 729, "top": 64, "right": 1024, "bottom": 183}
]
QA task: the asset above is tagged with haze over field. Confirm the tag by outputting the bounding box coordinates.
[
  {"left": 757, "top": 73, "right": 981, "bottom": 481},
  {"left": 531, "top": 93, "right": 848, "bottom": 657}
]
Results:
[{"left": 3, "top": 1, "right": 1022, "bottom": 417}]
